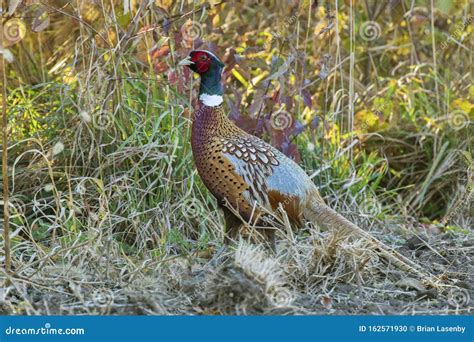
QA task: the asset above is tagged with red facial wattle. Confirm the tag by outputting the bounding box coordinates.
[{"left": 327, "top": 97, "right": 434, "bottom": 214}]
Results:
[
  {"left": 196, "top": 62, "right": 210, "bottom": 73},
  {"left": 191, "top": 51, "right": 211, "bottom": 73}
]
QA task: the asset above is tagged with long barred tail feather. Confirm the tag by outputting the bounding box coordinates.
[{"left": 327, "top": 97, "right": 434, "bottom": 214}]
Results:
[{"left": 305, "top": 200, "right": 438, "bottom": 286}]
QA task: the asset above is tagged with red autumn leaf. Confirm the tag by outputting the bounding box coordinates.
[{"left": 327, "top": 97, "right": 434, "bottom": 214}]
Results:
[
  {"left": 154, "top": 61, "right": 168, "bottom": 73},
  {"left": 150, "top": 45, "right": 170, "bottom": 73},
  {"left": 151, "top": 45, "right": 170, "bottom": 59}
]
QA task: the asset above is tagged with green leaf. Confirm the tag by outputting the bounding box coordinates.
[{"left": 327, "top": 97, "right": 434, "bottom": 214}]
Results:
[
  {"left": 436, "top": 0, "right": 452, "bottom": 13},
  {"left": 117, "top": 12, "right": 132, "bottom": 28}
]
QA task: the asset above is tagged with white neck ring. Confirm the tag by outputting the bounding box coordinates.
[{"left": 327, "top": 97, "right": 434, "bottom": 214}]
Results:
[{"left": 199, "top": 93, "right": 223, "bottom": 107}]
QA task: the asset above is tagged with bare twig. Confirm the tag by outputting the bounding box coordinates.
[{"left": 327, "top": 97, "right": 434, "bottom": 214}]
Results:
[{"left": 1, "top": 15, "right": 11, "bottom": 274}]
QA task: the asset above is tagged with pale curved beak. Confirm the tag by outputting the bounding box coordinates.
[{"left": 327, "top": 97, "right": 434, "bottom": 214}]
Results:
[{"left": 178, "top": 56, "right": 194, "bottom": 66}]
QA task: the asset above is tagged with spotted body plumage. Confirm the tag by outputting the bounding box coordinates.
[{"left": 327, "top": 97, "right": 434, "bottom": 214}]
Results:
[
  {"left": 191, "top": 104, "right": 321, "bottom": 240},
  {"left": 183, "top": 49, "right": 324, "bottom": 247}
]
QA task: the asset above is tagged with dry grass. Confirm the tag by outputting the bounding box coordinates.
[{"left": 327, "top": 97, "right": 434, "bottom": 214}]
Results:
[{"left": 1, "top": 217, "right": 472, "bottom": 315}]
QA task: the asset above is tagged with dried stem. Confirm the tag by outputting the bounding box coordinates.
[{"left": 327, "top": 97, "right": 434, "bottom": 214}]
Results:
[{"left": 1, "top": 13, "right": 11, "bottom": 274}]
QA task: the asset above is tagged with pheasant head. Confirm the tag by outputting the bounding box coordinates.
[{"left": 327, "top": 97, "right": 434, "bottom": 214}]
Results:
[{"left": 180, "top": 50, "right": 225, "bottom": 106}]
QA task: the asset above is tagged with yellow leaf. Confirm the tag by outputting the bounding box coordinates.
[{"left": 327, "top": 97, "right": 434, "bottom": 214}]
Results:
[
  {"left": 212, "top": 14, "right": 220, "bottom": 27},
  {"left": 452, "top": 98, "right": 473, "bottom": 113},
  {"left": 356, "top": 110, "right": 379, "bottom": 131},
  {"left": 232, "top": 69, "right": 249, "bottom": 88},
  {"left": 469, "top": 85, "right": 474, "bottom": 99},
  {"left": 250, "top": 70, "right": 269, "bottom": 87},
  {"left": 390, "top": 169, "right": 402, "bottom": 178}
]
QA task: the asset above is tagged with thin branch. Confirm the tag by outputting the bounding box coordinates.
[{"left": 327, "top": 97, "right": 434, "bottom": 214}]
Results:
[
  {"left": 1, "top": 14, "right": 11, "bottom": 274},
  {"left": 430, "top": 0, "right": 441, "bottom": 109}
]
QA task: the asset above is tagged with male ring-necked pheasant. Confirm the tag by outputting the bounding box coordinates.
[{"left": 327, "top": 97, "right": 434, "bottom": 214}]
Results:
[
  {"left": 179, "top": 49, "right": 359, "bottom": 247},
  {"left": 178, "top": 50, "right": 431, "bottom": 279}
]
